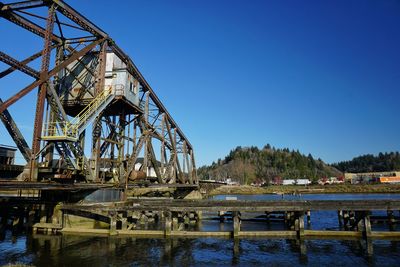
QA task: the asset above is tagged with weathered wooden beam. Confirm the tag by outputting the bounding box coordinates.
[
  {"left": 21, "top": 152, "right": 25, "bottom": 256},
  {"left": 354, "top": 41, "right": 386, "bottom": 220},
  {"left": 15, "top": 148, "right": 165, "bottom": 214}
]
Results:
[{"left": 61, "top": 200, "right": 400, "bottom": 213}]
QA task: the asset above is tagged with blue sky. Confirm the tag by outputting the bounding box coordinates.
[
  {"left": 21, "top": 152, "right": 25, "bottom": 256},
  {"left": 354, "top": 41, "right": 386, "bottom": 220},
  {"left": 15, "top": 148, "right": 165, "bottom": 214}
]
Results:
[{"left": 0, "top": 0, "right": 399, "bottom": 166}]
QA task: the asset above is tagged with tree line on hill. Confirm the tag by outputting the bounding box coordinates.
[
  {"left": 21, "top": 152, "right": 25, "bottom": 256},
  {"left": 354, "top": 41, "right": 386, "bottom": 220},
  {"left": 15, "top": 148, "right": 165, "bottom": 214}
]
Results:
[
  {"left": 332, "top": 152, "right": 400, "bottom": 173},
  {"left": 197, "top": 145, "right": 341, "bottom": 185}
]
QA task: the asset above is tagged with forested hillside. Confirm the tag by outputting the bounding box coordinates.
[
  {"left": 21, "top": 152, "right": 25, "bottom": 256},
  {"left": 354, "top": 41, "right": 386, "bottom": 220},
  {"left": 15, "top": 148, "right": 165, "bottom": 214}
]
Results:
[
  {"left": 332, "top": 152, "right": 400, "bottom": 173},
  {"left": 198, "top": 145, "right": 341, "bottom": 185}
]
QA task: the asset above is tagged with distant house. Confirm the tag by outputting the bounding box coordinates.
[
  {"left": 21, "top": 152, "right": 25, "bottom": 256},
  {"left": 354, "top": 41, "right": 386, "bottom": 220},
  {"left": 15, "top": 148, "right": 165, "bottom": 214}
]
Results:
[
  {"left": 379, "top": 177, "right": 400, "bottom": 184},
  {"left": 133, "top": 157, "right": 164, "bottom": 178},
  {"left": 345, "top": 172, "right": 400, "bottom": 184},
  {"left": 318, "top": 177, "right": 344, "bottom": 185},
  {"left": 282, "top": 179, "right": 311, "bottom": 186},
  {"left": 226, "top": 178, "right": 239, "bottom": 185},
  {"left": 271, "top": 176, "right": 283, "bottom": 185}
]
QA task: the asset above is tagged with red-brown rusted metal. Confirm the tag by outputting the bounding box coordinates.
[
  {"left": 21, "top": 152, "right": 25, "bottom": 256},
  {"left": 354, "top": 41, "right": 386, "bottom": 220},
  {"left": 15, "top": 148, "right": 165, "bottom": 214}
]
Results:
[{"left": 0, "top": 0, "right": 197, "bottom": 186}]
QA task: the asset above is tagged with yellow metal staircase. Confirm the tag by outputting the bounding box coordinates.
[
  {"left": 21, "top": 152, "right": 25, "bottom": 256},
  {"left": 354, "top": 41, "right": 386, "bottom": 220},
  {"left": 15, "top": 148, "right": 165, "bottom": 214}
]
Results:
[{"left": 42, "top": 88, "right": 113, "bottom": 142}]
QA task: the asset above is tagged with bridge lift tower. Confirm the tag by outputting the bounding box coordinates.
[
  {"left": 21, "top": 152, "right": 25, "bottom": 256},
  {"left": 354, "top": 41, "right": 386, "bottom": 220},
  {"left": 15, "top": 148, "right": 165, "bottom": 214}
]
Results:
[{"left": 0, "top": 0, "right": 197, "bottom": 186}]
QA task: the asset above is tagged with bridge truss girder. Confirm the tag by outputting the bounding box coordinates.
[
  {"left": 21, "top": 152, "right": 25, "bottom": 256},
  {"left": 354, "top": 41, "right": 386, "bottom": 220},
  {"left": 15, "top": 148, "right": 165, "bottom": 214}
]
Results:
[{"left": 0, "top": 0, "right": 197, "bottom": 185}]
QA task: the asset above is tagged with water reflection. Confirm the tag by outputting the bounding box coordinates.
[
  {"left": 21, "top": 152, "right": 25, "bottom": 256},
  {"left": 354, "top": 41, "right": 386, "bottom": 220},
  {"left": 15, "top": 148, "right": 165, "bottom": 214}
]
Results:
[{"left": 1, "top": 232, "right": 400, "bottom": 266}]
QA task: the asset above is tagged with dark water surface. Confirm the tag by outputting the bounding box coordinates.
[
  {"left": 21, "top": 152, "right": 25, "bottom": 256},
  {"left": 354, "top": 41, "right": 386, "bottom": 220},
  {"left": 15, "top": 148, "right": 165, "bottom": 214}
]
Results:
[{"left": 1, "top": 194, "right": 400, "bottom": 266}]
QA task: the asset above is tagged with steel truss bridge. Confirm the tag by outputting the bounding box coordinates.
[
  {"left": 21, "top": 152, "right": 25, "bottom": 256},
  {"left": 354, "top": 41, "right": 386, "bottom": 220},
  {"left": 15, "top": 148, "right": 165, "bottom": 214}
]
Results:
[{"left": 0, "top": 0, "right": 197, "bottom": 188}]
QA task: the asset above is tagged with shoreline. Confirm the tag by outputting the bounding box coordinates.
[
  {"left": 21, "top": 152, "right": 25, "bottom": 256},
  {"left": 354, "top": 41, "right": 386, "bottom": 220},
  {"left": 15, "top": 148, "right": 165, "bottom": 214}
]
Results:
[{"left": 208, "top": 184, "right": 400, "bottom": 196}]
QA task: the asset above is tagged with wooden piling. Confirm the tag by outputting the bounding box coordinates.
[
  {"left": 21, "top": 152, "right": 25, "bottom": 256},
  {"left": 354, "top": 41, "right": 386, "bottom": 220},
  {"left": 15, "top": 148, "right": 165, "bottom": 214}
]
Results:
[
  {"left": 164, "top": 211, "right": 171, "bottom": 237},
  {"left": 219, "top": 211, "right": 225, "bottom": 222},
  {"left": 265, "top": 211, "right": 270, "bottom": 224},
  {"left": 364, "top": 214, "right": 372, "bottom": 239},
  {"left": 349, "top": 211, "right": 356, "bottom": 230},
  {"left": 299, "top": 239, "right": 307, "bottom": 258},
  {"left": 338, "top": 210, "right": 343, "bottom": 227},
  {"left": 387, "top": 210, "right": 395, "bottom": 231},
  {"left": 109, "top": 215, "right": 117, "bottom": 234},
  {"left": 298, "top": 212, "right": 305, "bottom": 238},
  {"left": 343, "top": 210, "right": 349, "bottom": 230},
  {"left": 233, "top": 238, "right": 240, "bottom": 258},
  {"left": 121, "top": 217, "right": 128, "bottom": 230},
  {"left": 294, "top": 212, "right": 304, "bottom": 239},
  {"left": 233, "top": 211, "right": 240, "bottom": 238},
  {"left": 183, "top": 214, "right": 190, "bottom": 226},
  {"left": 172, "top": 216, "right": 178, "bottom": 231}
]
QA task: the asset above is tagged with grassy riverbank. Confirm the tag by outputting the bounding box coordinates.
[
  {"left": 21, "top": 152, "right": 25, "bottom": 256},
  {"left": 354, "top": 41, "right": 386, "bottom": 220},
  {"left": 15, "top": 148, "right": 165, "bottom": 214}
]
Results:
[{"left": 209, "top": 184, "right": 400, "bottom": 195}]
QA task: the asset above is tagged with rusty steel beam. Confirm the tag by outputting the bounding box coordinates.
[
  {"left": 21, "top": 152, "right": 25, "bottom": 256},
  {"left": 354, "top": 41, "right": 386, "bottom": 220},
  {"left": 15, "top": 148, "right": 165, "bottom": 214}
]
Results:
[
  {"left": 0, "top": 51, "right": 40, "bottom": 79},
  {"left": 0, "top": 38, "right": 104, "bottom": 114},
  {"left": 0, "top": 10, "right": 63, "bottom": 43},
  {"left": 50, "top": 0, "right": 107, "bottom": 38},
  {"left": 0, "top": 0, "right": 196, "bottom": 184},
  {"left": 30, "top": 3, "right": 56, "bottom": 180},
  {"left": 2, "top": 0, "right": 193, "bottom": 151},
  {"left": 0, "top": 98, "right": 32, "bottom": 162},
  {"left": 0, "top": 46, "right": 57, "bottom": 79},
  {"left": 0, "top": 0, "right": 46, "bottom": 11}
]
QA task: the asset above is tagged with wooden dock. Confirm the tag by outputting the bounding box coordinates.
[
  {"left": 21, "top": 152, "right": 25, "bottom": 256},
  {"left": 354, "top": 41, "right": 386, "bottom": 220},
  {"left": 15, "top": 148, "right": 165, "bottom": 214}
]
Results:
[
  {"left": 1, "top": 197, "right": 400, "bottom": 255},
  {"left": 67, "top": 199, "right": 400, "bottom": 212},
  {"left": 60, "top": 199, "right": 400, "bottom": 245}
]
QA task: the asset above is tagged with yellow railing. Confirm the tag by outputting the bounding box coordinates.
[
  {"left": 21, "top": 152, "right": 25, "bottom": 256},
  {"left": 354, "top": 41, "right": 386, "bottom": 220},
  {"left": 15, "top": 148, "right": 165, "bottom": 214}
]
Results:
[
  {"left": 70, "top": 87, "right": 112, "bottom": 131},
  {"left": 42, "top": 87, "right": 113, "bottom": 141}
]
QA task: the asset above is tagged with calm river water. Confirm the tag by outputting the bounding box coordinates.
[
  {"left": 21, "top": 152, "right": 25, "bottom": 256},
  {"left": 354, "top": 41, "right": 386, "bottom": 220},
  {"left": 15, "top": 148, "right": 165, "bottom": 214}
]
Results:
[{"left": 1, "top": 194, "right": 400, "bottom": 266}]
